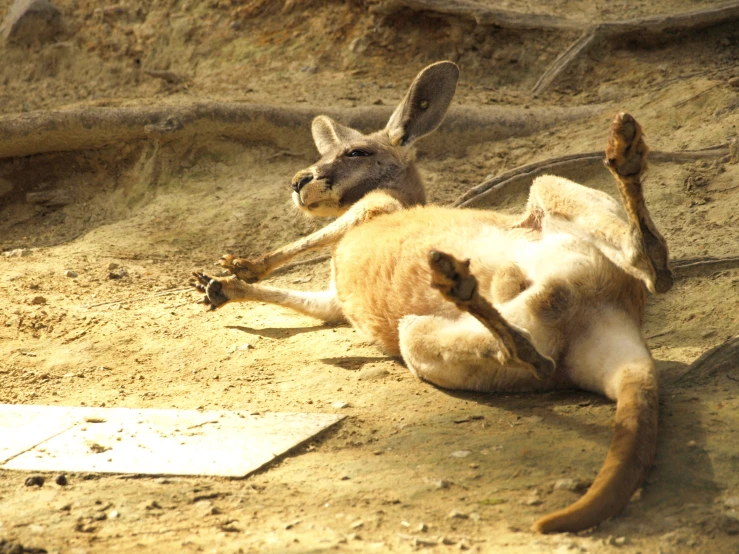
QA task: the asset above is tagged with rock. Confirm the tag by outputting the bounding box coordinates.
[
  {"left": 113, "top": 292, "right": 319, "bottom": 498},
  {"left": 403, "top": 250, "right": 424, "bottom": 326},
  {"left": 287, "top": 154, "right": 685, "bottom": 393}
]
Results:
[
  {"left": 24, "top": 475, "right": 45, "bottom": 487},
  {"left": 554, "top": 478, "right": 579, "bottom": 492},
  {"left": 108, "top": 509, "right": 119, "bottom": 519},
  {"left": 55, "top": 473, "right": 67, "bottom": 486},
  {"left": 729, "top": 76, "right": 739, "bottom": 88},
  {"left": 724, "top": 496, "right": 739, "bottom": 509},
  {"left": 357, "top": 367, "right": 389, "bottom": 381},
  {"left": 350, "top": 520, "right": 364, "bottom": 529},
  {"left": 1, "top": 0, "right": 63, "bottom": 45},
  {"left": 332, "top": 401, "right": 349, "bottom": 409},
  {"left": 107, "top": 262, "right": 119, "bottom": 270},
  {"left": 30, "top": 295, "right": 46, "bottom": 305},
  {"left": 108, "top": 267, "right": 129, "bottom": 280},
  {"left": 65, "top": 270, "right": 78, "bottom": 278},
  {"left": 448, "top": 509, "right": 468, "bottom": 519}
]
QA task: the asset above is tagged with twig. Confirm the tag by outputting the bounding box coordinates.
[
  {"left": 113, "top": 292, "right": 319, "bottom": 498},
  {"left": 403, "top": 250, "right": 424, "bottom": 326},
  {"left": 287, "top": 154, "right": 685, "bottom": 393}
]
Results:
[
  {"left": 85, "top": 287, "right": 192, "bottom": 309},
  {"left": 452, "top": 145, "right": 730, "bottom": 208},
  {"left": 532, "top": 31, "right": 597, "bottom": 97},
  {"left": 674, "top": 336, "right": 739, "bottom": 384}
]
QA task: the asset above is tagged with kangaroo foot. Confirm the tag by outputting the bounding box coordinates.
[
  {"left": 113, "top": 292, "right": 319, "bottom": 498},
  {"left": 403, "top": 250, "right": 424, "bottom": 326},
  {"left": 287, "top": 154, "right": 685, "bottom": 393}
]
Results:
[
  {"left": 191, "top": 272, "right": 244, "bottom": 310},
  {"left": 428, "top": 250, "right": 556, "bottom": 380},
  {"left": 218, "top": 254, "right": 270, "bottom": 284}
]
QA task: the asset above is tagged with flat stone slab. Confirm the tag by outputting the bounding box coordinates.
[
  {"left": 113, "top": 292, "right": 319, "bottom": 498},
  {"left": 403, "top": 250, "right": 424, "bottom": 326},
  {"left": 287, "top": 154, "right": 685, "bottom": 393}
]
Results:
[{"left": 0, "top": 404, "right": 343, "bottom": 477}]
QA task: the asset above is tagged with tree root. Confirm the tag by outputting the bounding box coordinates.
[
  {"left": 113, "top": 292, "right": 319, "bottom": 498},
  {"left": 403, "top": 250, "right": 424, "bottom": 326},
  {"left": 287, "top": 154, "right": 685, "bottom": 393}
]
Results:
[
  {"left": 453, "top": 145, "right": 731, "bottom": 208},
  {"left": 671, "top": 256, "right": 739, "bottom": 278},
  {"left": 0, "top": 102, "right": 602, "bottom": 160},
  {"left": 673, "top": 336, "right": 739, "bottom": 386},
  {"left": 373, "top": 0, "right": 739, "bottom": 96}
]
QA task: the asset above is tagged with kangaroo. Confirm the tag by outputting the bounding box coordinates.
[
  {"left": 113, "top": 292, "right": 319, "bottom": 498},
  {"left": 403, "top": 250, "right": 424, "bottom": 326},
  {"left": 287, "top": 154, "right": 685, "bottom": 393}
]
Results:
[{"left": 192, "top": 61, "right": 673, "bottom": 533}]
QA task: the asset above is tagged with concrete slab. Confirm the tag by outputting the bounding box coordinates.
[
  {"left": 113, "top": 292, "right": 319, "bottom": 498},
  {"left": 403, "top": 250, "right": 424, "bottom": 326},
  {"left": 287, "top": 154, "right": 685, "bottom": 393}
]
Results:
[{"left": 0, "top": 405, "right": 343, "bottom": 477}]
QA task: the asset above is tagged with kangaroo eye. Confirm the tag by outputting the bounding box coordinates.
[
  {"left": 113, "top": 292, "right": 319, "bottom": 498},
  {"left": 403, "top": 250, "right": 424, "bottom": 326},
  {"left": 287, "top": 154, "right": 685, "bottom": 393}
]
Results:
[{"left": 347, "top": 149, "right": 371, "bottom": 157}]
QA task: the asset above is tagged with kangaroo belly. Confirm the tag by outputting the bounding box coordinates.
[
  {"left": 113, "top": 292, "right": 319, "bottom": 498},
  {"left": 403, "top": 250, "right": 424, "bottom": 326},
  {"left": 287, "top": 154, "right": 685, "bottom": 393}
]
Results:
[{"left": 332, "top": 206, "right": 525, "bottom": 353}]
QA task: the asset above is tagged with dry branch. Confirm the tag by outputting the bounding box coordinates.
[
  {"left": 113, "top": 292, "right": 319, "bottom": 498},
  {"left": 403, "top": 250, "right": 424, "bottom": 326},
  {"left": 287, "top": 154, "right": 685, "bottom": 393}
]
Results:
[
  {"left": 453, "top": 145, "right": 730, "bottom": 208},
  {"left": 0, "top": 102, "right": 601, "bottom": 160}
]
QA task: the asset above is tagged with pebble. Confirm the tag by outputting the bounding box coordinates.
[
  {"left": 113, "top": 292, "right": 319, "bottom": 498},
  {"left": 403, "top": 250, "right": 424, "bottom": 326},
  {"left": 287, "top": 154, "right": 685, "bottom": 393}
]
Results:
[
  {"left": 729, "top": 76, "right": 739, "bottom": 88},
  {"left": 554, "top": 478, "right": 579, "bottom": 492},
  {"left": 332, "top": 401, "right": 350, "bottom": 409},
  {"left": 25, "top": 475, "right": 45, "bottom": 487},
  {"left": 108, "top": 267, "right": 129, "bottom": 280},
  {"left": 108, "top": 510, "right": 119, "bottom": 519},
  {"left": 450, "top": 450, "right": 471, "bottom": 458},
  {"left": 448, "top": 509, "right": 468, "bottom": 519},
  {"left": 31, "top": 295, "right": 46, "bottom": 305},
  {"left": 724, "top": 496, "right": 739, "bottom": 508},
  {"left": 417, "top": 523, "right": 428, "bottom": 532},
  {"left": 55, "top": 474, "right": 67, "bottom": 486},
  {"left": 350, "top": 520, "right": 364, "bottom": 529},
  {"left": 65, "top": 270, "right": 78, "bottom": 278}
]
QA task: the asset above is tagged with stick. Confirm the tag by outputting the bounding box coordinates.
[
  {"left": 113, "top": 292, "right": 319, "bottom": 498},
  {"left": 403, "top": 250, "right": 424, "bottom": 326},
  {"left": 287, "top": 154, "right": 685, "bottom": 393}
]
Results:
[
  {"left": 452, "top": 145, "right": 730, "bottom": 208},
  {"left": 671, "top": 256, "right": 739, "bottom": 278}
]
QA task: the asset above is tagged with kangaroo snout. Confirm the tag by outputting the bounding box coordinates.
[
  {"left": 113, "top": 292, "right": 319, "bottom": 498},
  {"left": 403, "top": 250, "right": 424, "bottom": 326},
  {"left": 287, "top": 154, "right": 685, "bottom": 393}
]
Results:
[{"left": 292, "top": 173, "right": 313, "bottom": 193}]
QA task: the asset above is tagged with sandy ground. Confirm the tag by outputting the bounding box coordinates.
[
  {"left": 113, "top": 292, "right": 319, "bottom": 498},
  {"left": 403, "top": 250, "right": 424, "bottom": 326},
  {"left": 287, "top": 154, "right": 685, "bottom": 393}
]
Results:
[{"left": 1, "top": 1, "right": 738, "bottom": 553}]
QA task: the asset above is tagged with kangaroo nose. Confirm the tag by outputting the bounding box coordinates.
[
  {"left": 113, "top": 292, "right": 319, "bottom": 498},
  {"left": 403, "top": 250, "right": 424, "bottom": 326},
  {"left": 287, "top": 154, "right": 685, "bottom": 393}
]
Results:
[{"left": 293, "top": 174, "right": 313, "bottom": 193}]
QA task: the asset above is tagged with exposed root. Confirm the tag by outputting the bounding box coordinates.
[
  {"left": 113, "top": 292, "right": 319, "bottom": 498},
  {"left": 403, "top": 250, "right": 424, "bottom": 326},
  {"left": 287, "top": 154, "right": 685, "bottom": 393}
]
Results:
[
  {"left": 671, "top": 256, "right": 739, "bottom": 278},
  {"left": 374, "top": 0, "right": 739, "bottom": 95},
  {"left": 453, "top": 145, "right": 731, "bottom": 208},
  {"left": 0, "top": 102, "right": 600, "bottom": 160},
  {"left": 673, "top": 336, "right": 739, "bottom": 385}
]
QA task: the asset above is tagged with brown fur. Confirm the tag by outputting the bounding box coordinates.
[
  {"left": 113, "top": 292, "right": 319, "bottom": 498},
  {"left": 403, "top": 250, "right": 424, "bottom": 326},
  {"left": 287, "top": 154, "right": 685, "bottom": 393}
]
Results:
[{"left": 193, "top": 63, "right": 672, "bottom": 534}]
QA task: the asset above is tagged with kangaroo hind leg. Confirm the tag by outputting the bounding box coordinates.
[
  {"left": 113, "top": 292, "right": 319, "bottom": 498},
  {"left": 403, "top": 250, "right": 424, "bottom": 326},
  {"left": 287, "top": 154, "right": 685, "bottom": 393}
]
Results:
[
  {"left": 605, "top": 112, "right": 672, "bottom": 293},
  {"left": 425, "top": 250, "right": 556, "bottom": 382}
]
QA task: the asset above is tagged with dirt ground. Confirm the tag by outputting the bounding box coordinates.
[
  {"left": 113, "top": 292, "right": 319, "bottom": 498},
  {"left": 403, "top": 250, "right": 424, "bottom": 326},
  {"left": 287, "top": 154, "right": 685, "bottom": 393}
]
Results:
[{"left": 1, "top": 0, "right": 739, "bottom": 553}]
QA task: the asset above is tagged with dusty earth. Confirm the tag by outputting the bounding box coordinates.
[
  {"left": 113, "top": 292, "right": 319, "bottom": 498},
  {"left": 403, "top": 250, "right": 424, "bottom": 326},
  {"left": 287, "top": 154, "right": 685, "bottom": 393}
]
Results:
[{"left": 1, "top": 0, "right": 739, "bottom": 553}]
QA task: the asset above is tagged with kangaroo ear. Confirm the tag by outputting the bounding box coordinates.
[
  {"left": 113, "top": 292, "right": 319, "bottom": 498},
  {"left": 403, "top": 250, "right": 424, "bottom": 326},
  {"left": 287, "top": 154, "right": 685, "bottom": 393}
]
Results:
[
  {"left": 385, "top": 61, "right": 459, "bottom": 147},
  {"left": 311, "top": 115, "right": 364, "bottom": 156}
]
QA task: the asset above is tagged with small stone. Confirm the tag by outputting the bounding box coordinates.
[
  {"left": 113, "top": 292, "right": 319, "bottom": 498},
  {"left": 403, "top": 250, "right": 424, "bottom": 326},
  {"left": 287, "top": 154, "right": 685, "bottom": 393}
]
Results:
[
  {"left": 554, "top": 478, "right": 578, "bottom": 491},
  {"left": 350, "top": 519, "right": 364, "bottom": 529},
  {"left": 55, "top": 474, "right": 67, "bottom": 486},
  {"left": 432, "top": 479, "right": 450, "bottom": 489},
  {"left": 332, "top": 401, "right": 350, "bottom": 409},
  {"left": 417, "top": 522, "right": 428, "bottom": 532},
  {"left": 687, "top": 440, "right": 698, "bottom": 448},
  {"left": 450, "top": 450, "right": 471, "bottom": 458},
  {"left": 441, "top": 536, "right": 456, "bottom": 545},
  {"left": 448, "top": 509, "right": 468, "bottom": 519},
  {"left": 65, "top": 270, "right": 78, "bottom": 278},
  {"left": 1, "top": 0, "right": 63, "bottom": 45},
  {"left": 400, "top": 520, "right": 410, "bottom": 528},
  {"left": 237, "top": 343, "right": 254, "bottom": 351},
  {"left": 25, "top": 475, "right": 45, "bottom": 487},
  {"left": 108, "top": 267, "right": 129, "bottom": 280},
  {"left": 724, "top": 497, "right": 739, "bottom": 508},
  {"left": 108, "top": 510, "right": 119, "bottom": 519},
  {"left": 31, "top": 296, "right": 46, "bottom": 305},
  {"left": 729, "top": 76, "right": 739, "bottom": 88},
  {"left": 107, "top": 262, "right": 119, "bottom": 270}
]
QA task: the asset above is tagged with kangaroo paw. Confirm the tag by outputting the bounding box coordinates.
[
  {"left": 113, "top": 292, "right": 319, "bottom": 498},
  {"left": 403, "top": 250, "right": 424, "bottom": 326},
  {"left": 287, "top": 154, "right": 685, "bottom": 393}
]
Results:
[
  {"left": 604, "top": 112, "right": 648, "bottom": 177},
  {"left": 428, "top": 250, "right": 477, "bottom": 303},
  {"left": 219, "top": 254, "right": 269, "bottom": 284},
  {"left": 191, "top": 272, "right": 231, "bottom": 310}
]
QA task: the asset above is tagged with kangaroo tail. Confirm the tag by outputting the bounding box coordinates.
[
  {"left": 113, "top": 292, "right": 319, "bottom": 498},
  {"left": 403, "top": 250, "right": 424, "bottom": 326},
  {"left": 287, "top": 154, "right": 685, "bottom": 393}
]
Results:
[{"left": 532, "top": 368, "right": 658, "bottom": 533}]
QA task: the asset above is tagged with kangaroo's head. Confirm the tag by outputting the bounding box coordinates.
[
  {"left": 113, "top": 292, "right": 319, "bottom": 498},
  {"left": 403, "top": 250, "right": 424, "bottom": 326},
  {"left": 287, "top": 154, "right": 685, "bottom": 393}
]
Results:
[{"left": 291, "top": 61, "right": 459, "bottom": 217}]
